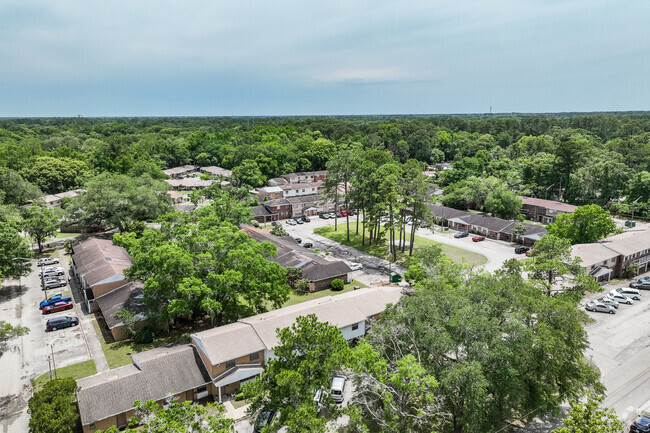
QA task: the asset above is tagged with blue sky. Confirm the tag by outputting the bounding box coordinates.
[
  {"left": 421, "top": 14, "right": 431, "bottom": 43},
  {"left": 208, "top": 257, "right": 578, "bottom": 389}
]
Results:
[{"left": 1, "top": 0, "right": 649, "bottom": 116}]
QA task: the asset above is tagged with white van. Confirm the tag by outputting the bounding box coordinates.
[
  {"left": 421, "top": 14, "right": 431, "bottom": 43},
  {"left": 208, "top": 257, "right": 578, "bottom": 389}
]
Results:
[{"left": 330, "top": 375, "right": 347, "bottom": 403}]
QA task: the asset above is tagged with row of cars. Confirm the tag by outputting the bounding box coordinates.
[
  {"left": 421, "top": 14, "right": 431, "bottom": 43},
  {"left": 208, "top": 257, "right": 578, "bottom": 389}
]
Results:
[
  {"left": 38, "top": 256, "right": 78, "bottom": 332},
  {"left": 585, "top": 277, "right": 650, "bottom": 314},
  {"left": 453, "top": 231, "right": 486, "bottom": 242}
]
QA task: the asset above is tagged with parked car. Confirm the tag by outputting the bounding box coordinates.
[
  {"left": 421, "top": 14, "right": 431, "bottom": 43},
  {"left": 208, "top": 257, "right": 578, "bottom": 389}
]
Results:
[
  {"left": 472, "top": 236, "right": 486, "bottom": 242},
  {"left": 319, "top": 213, "right": 329, "bottom": 219},
  {"left": 630, "top": 414, "right": 650, "bottom": 433},
  {"left": 42, "top": 301, "right": 73, "bottom": 315},
  {"left": 339, "top": 210, "right": 348, "bottom": 217},
  {"left": 40, "top": 294, "right": 72, "bottom": 310},
  {"left": 41, "top": 270, "right": 65, "bottom": 280},
  {"left": 271, "top": 221, "right": 279, "bottom": 226},
  {"left": 295, "top": 218, "right": 304, "bottom": 224},
  {"left": 303, "top": 242, "right": 313, "bottom": 248},
  {"left": 330, "top": 375, "right": 347, "bottom": 403},
  {"left": 514, "top": 246, "right": 530, "bottom": 254},
  {"left": 638, "top": 276, "right": 650, "bottom": 283},
  {"left": 45, "top": 316, "right": 79, "bottom": 332},
  {"left": 349, "top": 262, "right": 363, "bottom": 271},
  {"left": 611, "top": 287, "right": 642, "bottom": 301},
  {"left": 313, "top": 388, "right": 325, "bottom": 414},
  {"left": 286, "top": 219, "right": 297, "bottom": 225},
  {"left": 336, "top": 212, "right": 343, "bottom": 218},
  {"left": 585, "top": 301, "right": 616, "bottom": 314},
  {"left": 454, "top": 231, "right": 469, "bottom": 238},
  {"left": 254, "top": 410, "right": 277, "bottom": 433},
  {"left": 525, "top": 249, "right": 534, "bottom": 256},
  {"left": 606, "top": 292, "right": 633, "bottom": 305},
  {"left": 42, "top": 279, "right": 67, "bottom": 290},
  {"left": 597, "top": 297, "right": 619, "bottom": 309},
  {"left": 630, "top": 281, "right": 650, "bottom": 290},
  {"left": 302, "top": 216, "right": 311, "bottom": 223},
  {"left": 38, "top": 257, "right": 59, "bottom": 266},
  {"left": 41, "top": 266, "right": 64, "bottom": 275},
  {"left": 294, "top": 237, "right": 302, "bottom": 244}
]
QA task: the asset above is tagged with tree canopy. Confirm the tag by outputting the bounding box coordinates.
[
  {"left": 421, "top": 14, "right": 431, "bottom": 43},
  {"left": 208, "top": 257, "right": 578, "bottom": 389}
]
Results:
[
  {"left": 28, "top": 378, "right": 79, "bottom": 433},
  {"left": 547, "top": 204, "right": 617, "bottom": 244}
]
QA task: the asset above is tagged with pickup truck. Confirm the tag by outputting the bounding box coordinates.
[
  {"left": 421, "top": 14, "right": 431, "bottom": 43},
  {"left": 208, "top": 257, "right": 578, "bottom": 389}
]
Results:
[{"left": 39, "top": 294, "right": 72, "bottom": 310}]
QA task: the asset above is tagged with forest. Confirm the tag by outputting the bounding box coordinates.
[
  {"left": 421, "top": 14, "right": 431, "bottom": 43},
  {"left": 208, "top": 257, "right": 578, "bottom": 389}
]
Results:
[{"left": 0, "top": 113, "right": 647, "bottom": 218}]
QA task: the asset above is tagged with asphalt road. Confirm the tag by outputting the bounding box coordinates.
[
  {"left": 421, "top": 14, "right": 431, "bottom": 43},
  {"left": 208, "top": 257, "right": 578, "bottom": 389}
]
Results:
[
  {"left": 584, "top": 275, "right": 650, "bottom": 427},
  {"left": 0, "top": 249, "right": 90, "bottom": 433}
]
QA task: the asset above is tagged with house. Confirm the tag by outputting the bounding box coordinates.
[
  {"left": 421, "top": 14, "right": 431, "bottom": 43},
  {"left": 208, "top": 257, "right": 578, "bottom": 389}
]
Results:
[
  {"left": 572, "top": 225, "right": 650, "bottom": 281},
  {"left": 40, "top": 189, "right": 84, "bottom": 208},
  {"left": 243, "top": 226, "right": 351, "bottom": 291},
  {"left": 94, "top": 281, "right": 147, "bottom": 341},
  {"left": 77, "top": 345, "right": 212, "bottom": 432},
  {"left": 287, "top": 195, "right": 335, "bottom": 218},
  {"left": 267, "top": 177, "right": 289, "bottom": 186},
  {"left": 278, "top": 181, "right": 323, "bottom": 198},
  {"left": 254, "top": 186, "right": 284, "bottom": 201},
  {"left": 164, "top": 178, "right": 215, "bottom": 191},
  {"left": 77, "top": 287, "right": 403, "bottom": 432},
  {"left": 200, "top": 166, "right": 232, "bottom": 179},
  {"left": 168, "top": 191, "right": 189, "bottom": 204},
  {"left": 251, "top": 205, "right": 277, "bottom": 223},
  {"left": 71, "top": 238, "right": 133, "bottom": 314},
  {"left": 518, "top": 196, "right": 577, "bottom": 224},
  {"left": 280, "top": 170, "right": 327, "bottom": 184},
  {"left": 162, "top": 165, "right": 199, "bottom": 178},
  {"left": 263, "top": 198, "right": 292, "bottom": 220}
]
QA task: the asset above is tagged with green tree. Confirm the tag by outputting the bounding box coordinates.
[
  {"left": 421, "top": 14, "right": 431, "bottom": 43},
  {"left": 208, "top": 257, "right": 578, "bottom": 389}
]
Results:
[
  {"left": 553, "top": 393, "right": 622, "bottom": 433},
  {"left": 0, "top": 320, "right": 29, "bottom": 354},
  {"left": 350, "top": 341, "right": 445, "bottom": 433},
  {"left": 242, "top": 315, "right": 351, "bottom": 433},
  {"left": 22, "top": 202, "right": 60, "bottom": 253},
  {"left": 512, "top": 222, "right": 526, "bottom": 243},
  {"left": 0, "top": 168, "right": 42, "bottom": 205},
  {"left": 286, "top": 267, "right": 303, "bottom": 290},
  {"left": 115, "top": 309, "right": 137, "bottom": 338},
  {"left": 231, "top": 159, "right": 266, "bottom": 188},
  {"left": 28, "top": 378, "right": 79, "bottom": 433},
  {"left": 0, "top": 221, "right": 33, "bottom": 283},
  {"left": 547, "top": 205, "right": 617, "bottom": 244},
  {"left": 71, "top": 173, "right": 172, "bottom": 232},
  {"left": 21, "top": 157, "right": 91, "bottom": 194},
  {"left": 97, "top": 398, "right": 234, "bottom": 433},
  {"left": 485, "top": 187, "right": 523, "bottom": 220},
  {"left": 270, "top": 224, "right": 287, "bottom": 237}
]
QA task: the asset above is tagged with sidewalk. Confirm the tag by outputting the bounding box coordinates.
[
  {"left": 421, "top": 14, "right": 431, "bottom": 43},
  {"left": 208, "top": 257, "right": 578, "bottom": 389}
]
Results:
[{"left": 223, "top": 400, "right": 251, "bottom": 421}]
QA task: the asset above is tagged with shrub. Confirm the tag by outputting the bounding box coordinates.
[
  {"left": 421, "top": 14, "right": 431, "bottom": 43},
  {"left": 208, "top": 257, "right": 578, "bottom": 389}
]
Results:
[
  {"left": 331, "top": 279, "right": 344, "bottom": 291},
  {"left": 623, "top": 264, "right": 640, "bottom": 279},
  {"left": 180, "top": 332, "right": 192, "bottom": 343},
  {"left": 296, "top": 279, "right": 310, "bottom": 294},
  {"left": 250, "top": 219, "right": 260, "bottom": 228},
  {"left": 134, "top": 327, "right": 155, "bottom": 344}
]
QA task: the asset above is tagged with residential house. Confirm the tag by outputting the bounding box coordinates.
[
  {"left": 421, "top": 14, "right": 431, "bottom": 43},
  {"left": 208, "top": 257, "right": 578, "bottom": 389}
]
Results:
[
  {"left": 251, "top": 205, "right": 277, "bottom": 223},
  {"left": 168, "top": 190, "right": 189, "bottom": 204},
  {"left": 243, "top": 226, "right": 351, "bottom": 291},
  {"left": 280, "top": 170, "right": 327, "bottom": 184},
  {"left": 40, "top": 189, "right": 84, "bottom": 208},
  {"left": 77, "top": 287, "right": 403, "bottom": 432},
  {"left": 573, "top": 225, "right": 650, "bottom": 281},
  {"left": 77, "top": 345, "right": 211, "bottom": 432},
  {"left": 278, "top": 181, "right": 323, "bottom": 198},
  {"left": 200, "top": 166, "right": 232, "bottom": 179},
  {"left": 263, "top": 198, "right": 292, "bottom": 219},
  {"left": 519, "top": 196, "right": 577, "bottom": 224},
  {"left": 267, "top": 177, "right": 289, "bottom": 187},
  {"left": 162, "top": 165, "right": 199, "bottom": 178},
  {"left": 287, "top": 195, "right": 335, "bottom": 218},
  {"left": 94, "top": 281, "right": 147, "bottom": 341},
  {"left": 254, "top": 186, "right": 284, "bottom": 201},
  {"left": 164, "top": 178, "right": 215, "bottom": 191},
  {"left": 71, "top": 238, "right": 133, "bottom": 313}
]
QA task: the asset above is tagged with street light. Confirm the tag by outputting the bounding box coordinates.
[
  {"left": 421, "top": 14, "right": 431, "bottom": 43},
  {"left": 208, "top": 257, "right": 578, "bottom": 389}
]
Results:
[
  {"left": 545, "top": 184, "right": 556, "bottom": 200},
  {"left": 631, "top": 196, "right": 642, "bottom": 222},
  {"left": 11, "top": 257, "right": 31, "bottom": 291}
]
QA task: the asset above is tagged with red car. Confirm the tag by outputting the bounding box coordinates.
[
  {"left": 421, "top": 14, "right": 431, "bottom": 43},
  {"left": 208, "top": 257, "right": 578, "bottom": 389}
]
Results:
[
  {"left": 339, "top": 210, "right": 348, "bottom": 216},
  {"left": 525, "top": 249, "right": 534, "bottom": 256},
  {"left": 472, "top": 236, "right": 486, "bottom": 242},
  {"left": 42, "top": 301, "right": 73, "bottom": 315}
]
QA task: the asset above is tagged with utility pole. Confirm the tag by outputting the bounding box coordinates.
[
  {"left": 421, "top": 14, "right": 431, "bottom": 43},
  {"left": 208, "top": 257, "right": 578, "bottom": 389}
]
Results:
[
  {"left": 47, "top": 355, "right": 53, "bottom": 381},
  {"left": 50, "top": 344, "right": 57, "bottom": 379}
]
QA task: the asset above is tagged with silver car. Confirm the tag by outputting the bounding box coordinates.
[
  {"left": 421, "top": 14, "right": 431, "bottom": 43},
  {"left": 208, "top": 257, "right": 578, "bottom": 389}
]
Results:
[
  {"left": 611, "top": 287, "right": 641, "bottom": 301},
  {"left": 606, "top": 292, "right": 633, "bottom": 305},
  {"left": 38, "top": 257, "right": 59, "bottom": 266},
  {"left": 585, "top": 301, "right": 616, "bottom": 314},
  {"left": 42, "top": 279, "right": 67, "bottom": 289},
  {"left": 597, "top": 297, "right": 619, "bottom": 309}
]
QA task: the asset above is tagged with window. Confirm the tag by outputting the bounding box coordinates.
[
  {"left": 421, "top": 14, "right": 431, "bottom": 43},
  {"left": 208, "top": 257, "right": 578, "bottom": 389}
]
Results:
[
  {"left": 226, "top": 359, "right": 236, "bottom": 369},
  {"left": 250, "top": 352, "right": 260, "bottom": 362},
  {"left": 352, "top": 323, "right": 359, "bottom": 331}
]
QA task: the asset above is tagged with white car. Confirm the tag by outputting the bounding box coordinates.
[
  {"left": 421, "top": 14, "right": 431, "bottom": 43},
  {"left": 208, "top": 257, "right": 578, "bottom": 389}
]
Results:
[
  {"left": 286, "top": 219, "right": 297, "bottom": 226},
  {"left": 330, "top": 375, "right": 347, "bottom": 403},
  {"left": 349, "top": 263, "right": 363, "bottom": 271},
  {"left": 38, "top": 257, "right": 59, "bottom": 266},
  {"left": 41, "top": 266, "right": 64, "bottom": 275},
  {"left": 607, "top": 292, "right": 633, "bottom": 305},
  {"left": 611, "top": 287, "right": 642, "bottom": 301}
]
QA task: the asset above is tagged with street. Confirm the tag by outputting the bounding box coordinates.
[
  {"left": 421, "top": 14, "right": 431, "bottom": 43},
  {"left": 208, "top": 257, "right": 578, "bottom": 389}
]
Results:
[{"left": 0, "top": 248, "right": 91, "bottom": 433}]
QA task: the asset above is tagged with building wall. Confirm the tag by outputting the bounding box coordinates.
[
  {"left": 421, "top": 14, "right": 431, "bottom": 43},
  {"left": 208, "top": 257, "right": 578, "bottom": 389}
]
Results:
[
  {"left": 339, "top": 321, "right": 365, "bottom": 340},
  {"left": 309, "top": 274, "right": 349, "bottom": 292},
  {"left": 92, "top": 279, "right": 127, "bottom": 299},
  {"left": 212, "top": 351, "right": 264, "bottom": 377}
]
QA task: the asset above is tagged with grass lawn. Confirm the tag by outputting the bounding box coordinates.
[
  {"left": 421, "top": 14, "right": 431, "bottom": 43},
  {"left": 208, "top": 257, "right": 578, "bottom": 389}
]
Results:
[
  {"left": 32, "top": 360, "right": 96, "bottom": 392},
  {"left": 91, "top": 318, "right": 184, "bottom": 369},
  {"left": 55, "top": 232, "right": 80, "bottom": 238},
  {"left": 314, "top": 223, "right": 487, "bottom": 267},
  {"left": 283, "top": 279, "right": 368, "bottom": 307},
  {"left": 231, "top": 398, "right": 251, "bottom": 409}
]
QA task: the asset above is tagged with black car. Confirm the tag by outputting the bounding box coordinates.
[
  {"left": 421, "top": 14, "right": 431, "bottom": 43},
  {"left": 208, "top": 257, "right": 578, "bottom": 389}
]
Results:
[
  {"left": 254, "top": 410, "right": 277, "bottom": 433},
  {"left": 514, "top": 246, "right": 530, "bottom": 254},
  {"left": 45, "top": 316, "right": 79, "bottom": 332},
  {"left": 302, "top": 216, "right": 311, "bottom": 223},
  {"left": 303, "top": 242, "right": 313, "bottom": 248},
  {"left": 294, "top": 237, "right": 302, "bottom": 244},
  {"left": 454, "top": 231, "right": 469, "bottom": 238},
  {"left": 630, "top": 414, "right": 650, "bottom": 432},
  {"left": 271, "top": 221, "right": 279, "bottom": 226}
]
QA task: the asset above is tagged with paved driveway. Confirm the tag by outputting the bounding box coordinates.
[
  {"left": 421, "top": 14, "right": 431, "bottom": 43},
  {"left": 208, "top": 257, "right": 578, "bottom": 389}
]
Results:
[{"left": 0, "top": 249, "right": 90, "bottom": 433}]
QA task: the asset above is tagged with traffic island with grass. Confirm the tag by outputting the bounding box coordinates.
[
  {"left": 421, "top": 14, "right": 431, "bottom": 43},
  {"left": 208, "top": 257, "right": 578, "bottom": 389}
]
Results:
[{"left": 314, "top": 223, "right": 487, "bottom": 267}]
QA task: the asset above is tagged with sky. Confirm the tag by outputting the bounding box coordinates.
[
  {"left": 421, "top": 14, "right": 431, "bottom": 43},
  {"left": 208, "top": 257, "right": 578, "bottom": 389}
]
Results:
[{"left": 1, "top": 0, "right": 649, "bottom": 117}]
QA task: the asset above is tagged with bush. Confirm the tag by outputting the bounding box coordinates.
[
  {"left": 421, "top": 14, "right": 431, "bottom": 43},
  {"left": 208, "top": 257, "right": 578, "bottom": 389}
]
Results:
[
  {"left": 296, "top": 279, "right": 310, "bottom": 294},
  {"left": 623, "top": 264, "right": 640, "bottom": 279},
  {"left": 331, "top": 279, "right": 344, "bottom": 291},
  {"left": 250, "top": 219, "right": 260, "bottom": 228},
  {"left": 134, "top": 327, "right": 155, "bottom": 344},
  {"left": 271, "top": 224, "right": 287, "bottom": 237},
  {"left": 180, "top": 332, "right": 192, "bottom": 343}
]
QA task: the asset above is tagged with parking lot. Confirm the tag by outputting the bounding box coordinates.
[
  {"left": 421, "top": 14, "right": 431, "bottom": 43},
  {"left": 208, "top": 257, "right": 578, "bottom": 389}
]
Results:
[
  {"left": 583, "top": 276, "right": 650, "bottom": 426},
  {"left": 0, "top": 248, "right": 90, "bottom": 433}
]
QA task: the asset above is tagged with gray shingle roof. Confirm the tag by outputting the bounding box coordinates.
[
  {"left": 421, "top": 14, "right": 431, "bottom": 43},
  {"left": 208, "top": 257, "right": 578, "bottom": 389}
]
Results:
[
  {"left": 77, "top": 345, "right": 211, "bottom": 426},
  {"left": 95, "top": 282, "right": 147, "bottom": 330}
]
